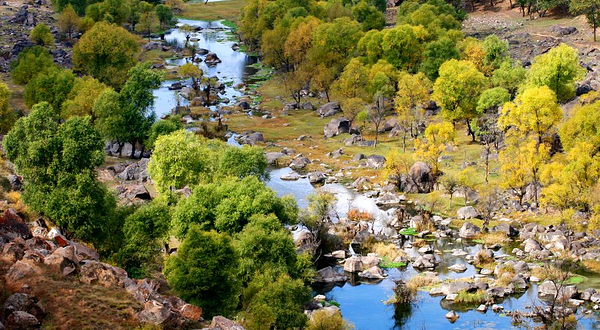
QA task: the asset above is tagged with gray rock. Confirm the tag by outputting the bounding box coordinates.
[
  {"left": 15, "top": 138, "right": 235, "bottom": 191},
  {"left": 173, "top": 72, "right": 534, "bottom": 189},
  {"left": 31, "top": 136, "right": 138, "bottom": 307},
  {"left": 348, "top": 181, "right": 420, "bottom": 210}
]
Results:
[
  {"left": 280, "top": 171, "right": 300, "bottom": 181},
  {"left": 367, "top": 154, "right": 386, "bottom": 169},
  {"left": 445, "top": 310, "right": 459, "bottom": 322},
  {"left": 457, "top": 206, "right": 480, "bottom": 220},
  {"left": 353, "top": 153, "right": 366, "bottom": 161},
  {"left": 448, "top": 263, "right": 467, "bottom": 273},
  {"left": 492, "top": 223, "right": 519, "bottom": 237},
  {"left": 523, "top": 238, "right": 543, "bottom": 253},
  {"left": 358, "top": 266, "right": 386, "bottom": 279},
  {"left": 308, "top": 172, "right": 326, "bottom": 185},
  {"left": 7, "top": 174, "right": 22, "bottom": 191},
  {"left": 413, "top": 254, "right": 438, "bottom": 269},
  {"left": 459, "top": 222, "right": 481, "bottom": 239},
  {"left": 344, "top": 256, "right": 363, "bottom": 273},
  {"left": 289, "top": 157, "right": 311, "bottom": 170},
  {"left": 402, "top": 162, "right": 434, "bottom": 193},
  {"left": 116, "top": 159, "right": 149, "bottom": 181},
  {"left": 538, "top": 281, "right": 578, "bottom": 300},
  {"left": 324, "top": 118, "right": 350, "bottom": 138},
  {"left": 477, "top": 304, "right": 487, "bottom": 313},
  {"left": 5, "top": 311, "right": 39, "bottom": 329},
  {"left": 581, "top": 288, "right": 597, "bottom": 301},
  {"left": 265, "top": 152, "right": 286, "bottom": 165},
  {"left": 120, "top": 143, "right": 133, "bottom": 158},
  {"left": 317, "top": 102, "right": 342, "bottom": 117}
]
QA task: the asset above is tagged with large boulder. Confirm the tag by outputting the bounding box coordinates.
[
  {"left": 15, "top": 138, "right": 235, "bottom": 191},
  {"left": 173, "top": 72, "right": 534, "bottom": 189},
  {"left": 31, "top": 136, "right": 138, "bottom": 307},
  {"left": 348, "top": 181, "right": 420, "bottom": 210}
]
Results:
[
  {"left": 413, "top": 254, "right": 438, "bottom": 269},
  {"left": 0, "top": 209, "right": 32, "bottom": 239},
  {"left": 5, "top": 311, "right": 39, "bottom": 329},
  {"left": 5, "top": 260, "right": 40, "bottom": 287},
  {"left": 290, "top": 157, "right": 311, "bottom": 170},
  {"left": 44, "top": 246, "right": 78, "bottom": 276},
  {"left": 180, "top": 304, "right": 202, "bottom": 321},
  {"left": 401, "top": 162, "right": 434, "bottom": 193},
  {"left": 317, "top": 102, "right": 342, "bottom": 117},
  {"left": 538, "top": 281, "right": 578, "bottom": 300},
  {"left": 314, "top": 266, "right": 348, "bottom": 283},
  {"left": 523, "top": 238, "right": 543, "bottom": 253},
  {"left": 79, "top": 260, "right": 128, "bottom": 288},
  {"left": 457, "top": 206, "right": 480, "bottom": 220},
  {"left": 2, "top": 293, "right": 45, "bottom": 320},
  {"left": 116, "top": 158, "right": 149, "bottom": 181},
  {"left": 210, "top": 316, "right": 246, "bottom": 330},
  {"left": 459, "top": 222, "right": 481, "bottom": 239},
  {"left": 344, "top": 256, "right": 363, "bottom": 273},
  {"left": 324, "top": 118, "right": 350, "bottom": 138},
  {"left": 308, "top": 172, "right": 326, "bottom": 185},
  {"left": 136, "top": 300, "right": 177, "bottom": 326},
  {"left": 265, "top": 152, "right": 286, "bottom": 165},
  {"left": 204, "top": 52, "right": 222, "bottom": 66},
  {"left": 358, "top": 266, "right": 386, "bottom": 279}
]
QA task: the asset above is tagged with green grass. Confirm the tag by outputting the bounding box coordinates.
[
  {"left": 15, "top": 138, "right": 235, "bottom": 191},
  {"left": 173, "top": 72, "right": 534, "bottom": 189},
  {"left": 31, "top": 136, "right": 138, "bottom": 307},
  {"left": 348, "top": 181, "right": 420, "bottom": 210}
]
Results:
[
  {"left": 453, "top": 289, "right": 488, "bottom": 305},
  {"left": 180, "top": 0, "right": 246, "bottom": 21},
  {"left": 399, "top": 227, "right": 418, "bottom": 236},
  {"left": 565, "top": 275, "right": 587, "bottom": 285}
]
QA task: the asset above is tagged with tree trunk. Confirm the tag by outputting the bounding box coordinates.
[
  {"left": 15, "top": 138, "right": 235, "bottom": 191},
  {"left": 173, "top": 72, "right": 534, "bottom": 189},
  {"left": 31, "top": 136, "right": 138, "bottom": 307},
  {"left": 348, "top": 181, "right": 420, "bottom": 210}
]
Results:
[
  {"left": 403, "top": 130, "right": 407, "bottom": 152},
  {"left": 466, "top": 119, "right": 476, "bottom": 142},
  {"left": 325, "top": 90, "right": 330, "bottom": 102}
]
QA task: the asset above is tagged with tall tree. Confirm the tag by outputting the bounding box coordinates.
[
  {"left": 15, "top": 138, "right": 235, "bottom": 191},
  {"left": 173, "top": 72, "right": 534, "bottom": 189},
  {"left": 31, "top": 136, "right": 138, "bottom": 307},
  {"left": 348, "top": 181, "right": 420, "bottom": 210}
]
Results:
[
  {"left": 432, "top": 59, "right": 487, "bottom": 141},
  {"left": 395, "top": 71, "right": 431, "bottom": 151},
  {"left": 73, "top": 22, "right": 140, "bottom": 88},
  {"left": 0, "top": 82, "right": 15, "bottom": 134},
  {"left": 57, "top": 4, "right": 81, "bottom": 40}
]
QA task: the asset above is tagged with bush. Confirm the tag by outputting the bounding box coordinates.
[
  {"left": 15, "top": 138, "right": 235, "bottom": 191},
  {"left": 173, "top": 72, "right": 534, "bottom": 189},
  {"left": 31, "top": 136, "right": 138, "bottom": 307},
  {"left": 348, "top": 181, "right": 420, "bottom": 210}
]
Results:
[
  {"left": 24, "top": 67, "right": 75, "bottom": 111},
  {"left": 145, "top": 117, "right": 183, "bottom": 149},
  {"left": 307, "top": 309, "right": 353, "bottom": 330},
  {"left": 30, "top": 23, "right": 54, "bottom": 46},
  {"left": 164, "top": 226, "right": 241, "bottom": 318},
  {"left": 10, "top": 46, "right": 56, "bottom": 85},
  {"left": 454, "top": 289, "right": 488, "bottom": 305}
]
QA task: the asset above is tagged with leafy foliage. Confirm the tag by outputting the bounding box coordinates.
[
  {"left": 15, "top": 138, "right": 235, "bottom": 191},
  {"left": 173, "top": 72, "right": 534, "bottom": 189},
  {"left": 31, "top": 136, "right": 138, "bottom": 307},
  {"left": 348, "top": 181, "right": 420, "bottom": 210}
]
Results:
[
  {"left": 30, "top": 23, "right": 55, "bottom": 47},
  {"left": 10, "top": 46, "right": 56, "bottom": 85},
  {"left": 0, "top": 82, "right": 15, "bottom": 134},
  {"left": 24, "top": 67, "right": 75, "bottom": 112}
]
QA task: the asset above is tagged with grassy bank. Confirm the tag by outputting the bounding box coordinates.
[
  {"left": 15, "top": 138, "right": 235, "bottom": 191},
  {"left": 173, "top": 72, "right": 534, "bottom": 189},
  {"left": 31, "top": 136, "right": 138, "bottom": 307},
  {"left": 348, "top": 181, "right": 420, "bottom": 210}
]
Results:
[{"left": 180, "top": 0, "right": 246, "bottom": 22}]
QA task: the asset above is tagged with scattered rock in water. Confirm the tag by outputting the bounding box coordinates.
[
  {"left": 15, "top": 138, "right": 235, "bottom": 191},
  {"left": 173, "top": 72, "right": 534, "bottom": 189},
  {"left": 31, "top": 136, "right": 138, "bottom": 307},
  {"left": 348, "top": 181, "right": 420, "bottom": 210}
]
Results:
[
  {"left": 538, "top": 281, "right": 578, "bottom": 300},
  {"left": 445, "top": 310, "right": 459, "bottom": 323},
  {"left": 448, "top": 263, "right": 467, "bottom": 273},
  {"left": 204, "top": 52, "right": 222, "bottom": 66},
  {"left": 314, "top": 266, "right": 348, "bottom": 283},
  {"left": 289, "top": 157, "right": 311, "bottom": 170},
  {"left": 308, "top": 172, "right": 326, "bottom": 185},
  {"left": 280, "top": 171, "right": 300, "bottom": 181},
  {"left": 413, "top": 254, "right": 438, "bottom": 270},
  {"left": 265, "top": 152, "right": 286, "bottom": 165},
  {"left": 477, "top": 304, "right": 487, "bottom": 313},
  {"left": 358, "top": 266, "right": 386, "bottom": 279}
]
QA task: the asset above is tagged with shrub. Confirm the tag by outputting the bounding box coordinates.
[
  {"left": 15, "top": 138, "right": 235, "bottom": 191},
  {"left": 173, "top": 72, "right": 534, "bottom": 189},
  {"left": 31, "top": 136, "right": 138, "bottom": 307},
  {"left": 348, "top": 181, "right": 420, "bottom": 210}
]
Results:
[
  {"left": 454, "top": 289, "right": 488, "bottom": 304},
  {"left": 307, "top": 308, "right": 353, "bottom": 330},
  {"left": 30, "top": 23, "right": 54, "bottom": 46}
]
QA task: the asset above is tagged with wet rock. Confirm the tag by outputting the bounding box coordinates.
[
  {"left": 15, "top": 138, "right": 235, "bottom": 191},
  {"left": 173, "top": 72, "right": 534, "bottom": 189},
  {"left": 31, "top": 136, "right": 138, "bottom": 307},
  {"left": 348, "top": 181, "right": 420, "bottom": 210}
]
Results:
[
  {"left": 366, "top": 155, "right": 386, "bottom": 169},
  {"left": 280, "top": 171, "right": 300, "bottom": 181},
  {"left": 308, "top": 172, "right": 326, "bottom": 185},
  {"left": 314, "top": 266, "right": 348, "bottom": 283},
  {"left": 492, "top": 304, "right": 504, "bottom": 313},
  {"left": 204, "top": 52, "right": 222, "bottom": 66},
  {"left": 477, "top": 304, "right": 487, "bottom": 313},
  {"left": 358, "top": 266, "right": 386, "bottom": 279},
  {"left": 290, "top": 157, "right": 310, "bottom": 170},
  {"left": 324, "top": 118, "right": 350, "bottom": 138},
  {"left": 343, "top": 256, "right": 363, "bottom": 273},
  {"left": 317, "top": 102, "right": 341, "bottom": 117},
  {"left": 210, "top": 316, "right": 246, "bottom": 330},
  {"left": 581, "top": 288, "right": 597, "bottom": 301},
  {"left": 440, "top": 281, "right": 476, "bottom": 295},
  {"left": 457, "top": 206, "right": 480, "bottom": 220},
  {"left": 445, "top": 310, "right": 459, "bottom": 322},
  {"left": 591, "top": 293, "right": 600, "bottom": 303},
  {"left": 448, "top": 263, "right": 467, "bottom": 273},
  {"left": 459, "top": 222, "right": 481, "bottom": 239},
  {"left": 413, "top": 254, "right": 438, "bottom": 269},
  {"left": 538, "top": 281, "right": 578, "bottom": 300}
]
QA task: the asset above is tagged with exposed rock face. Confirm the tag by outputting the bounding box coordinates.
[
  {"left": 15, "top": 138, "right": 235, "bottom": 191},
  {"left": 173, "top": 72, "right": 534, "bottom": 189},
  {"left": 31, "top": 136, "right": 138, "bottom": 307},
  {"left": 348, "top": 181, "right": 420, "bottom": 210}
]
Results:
[
  {"left": 5, "top": 260, "right": 41, "bottom": 287},
  {"left": 459, "top": 222, "right": 481, "bottom": 239},
  {"left": 324, "top": 118, "right": 350, "bottom": 138},
  {"left": 317, "top": 102, "right": 342, "bottom": 117}
]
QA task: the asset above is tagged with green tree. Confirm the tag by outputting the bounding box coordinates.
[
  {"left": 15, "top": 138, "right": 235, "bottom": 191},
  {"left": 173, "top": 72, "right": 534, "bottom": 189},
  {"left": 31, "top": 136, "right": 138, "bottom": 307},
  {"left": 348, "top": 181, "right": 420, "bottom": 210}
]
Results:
[
  {"left": 432, "top": 59, "right": 487, "bottom": 140},
  {"left": 476, "top": 87, "right": 510, "bottom": 114},
  {"left": 30, "top": 23, "right": 55, "bottom": 47},
  {"left": 559, "top": 100, "right": 600, "bottom": 152},
  {"left": 482, "top": 35, "right": 509, "bottom": 72},
  {"left": 334, "top": 58, "right": 369, "bottom": 103},
  {"left": 53, "top": 0, "right": 88, "bottom": 15},
  {"left": 24, "top": 67, "right": 75, "bottom": 112},
  {"left": 491, "top": 60, "right": 526, "bottom": 97},
  {"left": 233, "top": 214, "right": 301, "bottom": 283},
  {"left": 57, "top": 4, "right": 81, "bottom": 40},
  {"left": 243, "top": 271, "right": 311, "bottom": 330},
  {"left": 62, "top": 76, "right": 109, "bottom": 119},
  {"left": 114, "top": 199, "right": 171, "bottom": 278},
  {"left": 0, "top": 82, "right": 15, "bottom": 134},
  {"left": 85, "top": 0, "right": 130, "bottom": 24},
  {"left": 308, "top": 17, "right": 364, "bottom": 74},
  {"left": 499, "top": 86, "right": 562, "bottom": 145},
  {"left": 381, "top": 24, "right": 422, "bottom": 70},
  {"left": 3, "top": 102, "right": 115, "bottom": 246},
  {"left": 171, "top": 176, "right": 297, "bottom": 237},
  {"left": 570, "top": 0, "right": 600, "bottom": 41},
  {"left": 155, "top": 4, "right": 175, "bottom": 30},
  {"left": 525, "top": 43, "right": 585, "bottom": 102},
  {"left": 352, "top": 1, "right": 385, "bottom": 31},
  {"left": 357, "top": 29, "right": 384, "bottom": 65},
  {"left": 137, "top": 11, "right": 159, "bottom": 37},
  {"left": 164, "top": 226, "right": 241, "bottom": 318},
  {"left": 419, "top": 37, "right": 459, "bottom": 81},
  {"left": 73, "top": 22, "right": 140, "bottom": 88},
  {"left": 10, "top": 46, "right": 56, "bottom": 85},
  {"left": 145, "top": 117, "right": 184, "bottom": 149}
]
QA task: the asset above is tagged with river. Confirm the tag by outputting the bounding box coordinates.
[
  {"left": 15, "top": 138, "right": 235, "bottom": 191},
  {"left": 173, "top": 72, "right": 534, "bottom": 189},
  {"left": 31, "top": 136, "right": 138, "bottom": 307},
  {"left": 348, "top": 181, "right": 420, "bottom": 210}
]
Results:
[{"left": 151, "top": 19, "right": 600, "bottom": 330}]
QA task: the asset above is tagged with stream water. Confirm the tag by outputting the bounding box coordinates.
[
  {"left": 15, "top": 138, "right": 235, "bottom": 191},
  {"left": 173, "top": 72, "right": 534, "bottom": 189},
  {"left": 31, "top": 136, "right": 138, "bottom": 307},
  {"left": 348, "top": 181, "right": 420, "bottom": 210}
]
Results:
[{"left": 152, "top": 19, "right": 600, "bottom": 330}]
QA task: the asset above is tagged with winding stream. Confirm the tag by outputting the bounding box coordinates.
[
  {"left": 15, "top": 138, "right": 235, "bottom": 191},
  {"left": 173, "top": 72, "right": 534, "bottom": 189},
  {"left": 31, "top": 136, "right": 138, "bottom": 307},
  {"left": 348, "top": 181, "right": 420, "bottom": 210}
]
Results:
[{"left": 151, "top": 19, "right": 600, "bottom": 330}]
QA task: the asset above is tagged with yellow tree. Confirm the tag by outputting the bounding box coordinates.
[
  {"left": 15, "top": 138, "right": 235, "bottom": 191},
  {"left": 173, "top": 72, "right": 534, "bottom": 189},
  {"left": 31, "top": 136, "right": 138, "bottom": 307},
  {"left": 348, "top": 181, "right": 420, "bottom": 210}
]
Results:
[
  {"left": 0, "top": 82, "right": 14, "bottom": 134},
  {"left": 415, "top": 121, "right": 455, "bottom": 174},
  {"left": 395, "top": 71, "right": 431, "bottom": 151},
  {"left": 62, "top": 76, "right": 109, "bottom": 120},
  {"left": 179, "top": 63, "right": 203, "bottom": 91},
  {"left": 499, "top": 86, "right": 562, "bottom": 145},
  {"left": 57, "top": 4, "right": 80, "bottom": 40},
  {"left": 384, "top": 150, "right": 414, "bottom": 189},
  {"left": 284, "top": 17, "right": 321, "bottom": 69},
  {"left": 457, "top": 167, "right": 478, "bottom": 205}
]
